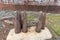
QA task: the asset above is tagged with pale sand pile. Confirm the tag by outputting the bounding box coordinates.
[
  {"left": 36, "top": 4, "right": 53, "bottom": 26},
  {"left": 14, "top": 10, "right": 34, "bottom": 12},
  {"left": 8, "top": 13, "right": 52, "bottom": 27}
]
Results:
[{"left": 7, "top": 27, "right": 52, "bottom": 40}]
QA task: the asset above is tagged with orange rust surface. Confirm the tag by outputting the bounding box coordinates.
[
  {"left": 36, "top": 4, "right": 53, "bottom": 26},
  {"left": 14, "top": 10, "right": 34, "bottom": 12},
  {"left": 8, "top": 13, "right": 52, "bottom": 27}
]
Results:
[
  {"left": 0, "top": 4, "right": 15, "bottom": 10},
  {"left": 0, "top": 4, "right": 60, "bottom": 13},
  {"left": 0, "top": 4, "right": 4, "bottom": 9},
  {"left": 0, "top": 4, "right": 26, "bottom": 10}
]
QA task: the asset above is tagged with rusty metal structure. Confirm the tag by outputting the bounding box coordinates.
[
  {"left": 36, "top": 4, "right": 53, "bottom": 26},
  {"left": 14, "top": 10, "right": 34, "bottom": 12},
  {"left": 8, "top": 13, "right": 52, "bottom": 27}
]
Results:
[{"left": 0, "top": 0, "right": 60, "bottom": 33}]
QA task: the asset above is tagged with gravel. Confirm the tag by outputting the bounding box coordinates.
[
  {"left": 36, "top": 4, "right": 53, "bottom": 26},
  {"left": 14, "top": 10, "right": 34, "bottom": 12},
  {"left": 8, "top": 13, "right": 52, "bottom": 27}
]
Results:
[
  {"left": 0, "top": 10, "right": 16, "bottom": 28},
  {"left": 0, "top": 10, "right": 40, "bottom": 28},
  {"left": 0, "top": 10, "right": 15, "bottom": 18}
]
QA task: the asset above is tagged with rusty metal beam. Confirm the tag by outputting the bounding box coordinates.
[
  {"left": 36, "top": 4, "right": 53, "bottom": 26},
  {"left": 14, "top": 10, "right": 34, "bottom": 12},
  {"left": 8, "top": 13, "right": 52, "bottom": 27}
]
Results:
[
  {"left": 22, "top": 11, "right": 28, "bottom": 33},
  {"left": 41, "top": 12, "right": 46, "bottom": 29},
  {"left": 36, "top": 11, "right": 46, "bottom": 33},
  {"left": 21, "top": 1, "right": 28, "bottom": 33},
  {"left": 15, "top": 11, "right": 22, "bottom": 33},
  {"left": 0, "top": 4, "right": 60, "bottom": 13},
  {"left": 36, "top": 11, "right": 43, "bottom": 33}
]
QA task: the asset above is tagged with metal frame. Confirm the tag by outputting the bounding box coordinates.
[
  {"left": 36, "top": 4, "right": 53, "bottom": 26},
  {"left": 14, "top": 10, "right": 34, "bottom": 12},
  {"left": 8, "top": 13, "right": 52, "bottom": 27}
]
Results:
[{"left": 0, "top": 0, "right": 60, "bottom": 33}]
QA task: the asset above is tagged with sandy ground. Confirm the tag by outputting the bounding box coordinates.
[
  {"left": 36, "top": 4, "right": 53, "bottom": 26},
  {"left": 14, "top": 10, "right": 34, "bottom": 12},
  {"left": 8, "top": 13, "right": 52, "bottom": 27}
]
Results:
[{"left": 7, "top": 27, "right": 52, "bottom": 40}]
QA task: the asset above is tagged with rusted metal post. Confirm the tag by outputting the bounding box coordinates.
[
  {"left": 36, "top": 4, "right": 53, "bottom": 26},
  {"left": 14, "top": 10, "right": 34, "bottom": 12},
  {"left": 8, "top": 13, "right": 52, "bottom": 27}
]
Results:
[
  {"left": 22, "top": 11, "right": 28, "bottom": 33},
  {"left": 15, "top": 11, "right": 22, "bottom": 33},
  {"left": 36, "top": 11, "right": 46, "bottom": 33},
  {"left": 41, "top": 12, "right": 46, "bottom": 29},
  {"left": 21, "top": 0, "right": 28, "bottom": 33},
  {"left": 36, "top": 11, "right": 43, "bottom": 33}
]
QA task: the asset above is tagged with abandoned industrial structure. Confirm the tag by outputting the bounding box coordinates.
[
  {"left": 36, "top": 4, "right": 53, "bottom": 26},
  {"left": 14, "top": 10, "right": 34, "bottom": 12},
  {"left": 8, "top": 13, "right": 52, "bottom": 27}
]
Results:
[{"left": 0, "top": 0, "right": 60, "bottom": 33}]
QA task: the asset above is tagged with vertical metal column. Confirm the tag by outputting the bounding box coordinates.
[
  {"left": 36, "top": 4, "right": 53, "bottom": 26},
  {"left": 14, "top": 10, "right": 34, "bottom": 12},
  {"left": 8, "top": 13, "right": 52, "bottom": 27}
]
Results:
[
  {"left": 41, "top": 12, "right": 46, "bottom": 29},
  {"left": 22, "top": 1, "right": 28, "bottom": 33},
  {"left": 15, "top": 11, "right": 22, "bottom": 33},
  {"left": 22, "top": 11, "right": 28, "bottom": 33},
  {"left": 40, "top": 0, "right": 49, "bottom": 29},
  {"left": 36, "top": 11, "right": 43, "bottom": 33}
]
